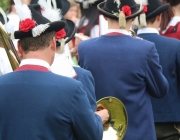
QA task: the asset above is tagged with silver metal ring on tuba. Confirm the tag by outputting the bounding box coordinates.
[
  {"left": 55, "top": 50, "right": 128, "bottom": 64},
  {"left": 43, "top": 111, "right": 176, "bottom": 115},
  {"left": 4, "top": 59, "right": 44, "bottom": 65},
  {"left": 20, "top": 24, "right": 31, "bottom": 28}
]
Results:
[{"left": 97, "top": 96, "right": 128, "bottom": 140}]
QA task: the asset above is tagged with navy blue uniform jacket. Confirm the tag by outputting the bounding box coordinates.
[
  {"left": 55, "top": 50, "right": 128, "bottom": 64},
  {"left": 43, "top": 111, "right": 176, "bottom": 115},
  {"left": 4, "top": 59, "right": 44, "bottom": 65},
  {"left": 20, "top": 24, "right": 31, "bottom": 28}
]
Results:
[
  {"left": 138, "top": 33, "right": 180, "bottom": 122},
  {"left": 0, "top": 68, "right": 103, "bottom": 140},
  {"left": 78, "top": 34, "right": 169, "bottom": 140},
  {"left": 73, "top": 66, "right": 97, "bottom": 111}
]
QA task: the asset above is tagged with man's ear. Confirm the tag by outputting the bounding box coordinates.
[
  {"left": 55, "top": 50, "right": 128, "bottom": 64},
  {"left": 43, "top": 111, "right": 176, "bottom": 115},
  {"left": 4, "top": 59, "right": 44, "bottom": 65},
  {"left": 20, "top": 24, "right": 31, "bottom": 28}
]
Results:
[
  {"left": 17, "top": 40, "right": 23, "bottom": 55},
  {"left": 157, "top": 14, "right": 162, "bottom": 22},
  {"left": 132, "top": 18, "right": 135, "bottom": 21},
  {"left": 51, "top": 36, "right": 56, "bottom": 51},
  {"left": 103, "top": 16, "right": 107, "bottom": 21}
]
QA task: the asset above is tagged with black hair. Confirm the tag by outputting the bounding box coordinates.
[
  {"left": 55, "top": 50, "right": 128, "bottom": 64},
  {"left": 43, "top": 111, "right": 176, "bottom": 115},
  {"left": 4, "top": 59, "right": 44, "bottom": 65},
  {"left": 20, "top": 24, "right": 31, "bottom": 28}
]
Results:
[
  {"left": 77, "top": 4, "right": 100, "bottom": 36},
  {"left": 146, "top": 16, "right": 158, "bottom": 24},
  {"left": 160, "top": 0, "right": 177, "bottom": 31},
  {"left": 8, "top": 0, "right": 15, "bottom": 13}
]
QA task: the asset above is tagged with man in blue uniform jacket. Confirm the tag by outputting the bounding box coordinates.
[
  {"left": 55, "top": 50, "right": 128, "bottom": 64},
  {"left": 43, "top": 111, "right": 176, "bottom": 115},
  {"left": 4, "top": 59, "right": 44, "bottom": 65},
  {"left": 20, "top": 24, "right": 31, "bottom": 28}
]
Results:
[
  {"left": 137, "top": 0, "right": 180, "bottom": 139},
  {"left": 78, "top": 0, "right": 169, "bottom": 139},
  {"left": 0, "top": 3, "right": 109, "bottom": 140}
]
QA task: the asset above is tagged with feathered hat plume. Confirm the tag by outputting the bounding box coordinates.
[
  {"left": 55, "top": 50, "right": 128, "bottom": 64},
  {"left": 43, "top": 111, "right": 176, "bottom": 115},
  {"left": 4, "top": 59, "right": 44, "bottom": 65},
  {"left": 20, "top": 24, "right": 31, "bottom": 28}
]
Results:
[
  {"left": 134, "top": 0, "right": 148, "bottom": 28},
  {"left": 38, "top": 0, "right": 67, "bottom": 53},
  {"left": 38, "top": 0, "right": 62, "bottom": 22},
  {"left": 14, "top": 0, "right": 32, "bottom": 20},
  {"left": 13, "top": 0, "right": 50, "bottom": 38}
]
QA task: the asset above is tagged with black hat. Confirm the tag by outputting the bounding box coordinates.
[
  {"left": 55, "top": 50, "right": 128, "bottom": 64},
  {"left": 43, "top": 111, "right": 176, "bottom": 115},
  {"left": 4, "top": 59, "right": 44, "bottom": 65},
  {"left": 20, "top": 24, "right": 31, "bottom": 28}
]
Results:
[
  {"left": 31, "top": 0, "right": 70, "bottom": 16},
  {"left": 98, "top": 0, "right": 143, "bottom": 20},
  {"left": 63, "top": 19, "right": 76, "bottom": 44},
  {"left": 54, "top": 0, "right": 75, "bottom": 43},
  {"left": 55, "top": 0, "right": 70, "bottom": 16},
  {"left": 11, "top": 4, "right": 65, "bottom": 39},
  {"left": 97, "top": 0, "right": 143, "bottom": 29},
  {"left": 146, "top": 0, "right": 170, "bottom": 19},
  {"left": 74, "top": 0, "right": 103, "bottom": 9},
  {"left": 38, "top": 0, "right": 75, "bottom": 47},
  {"left": 56, "top": 19, "right": 76, "bottom": 47}
]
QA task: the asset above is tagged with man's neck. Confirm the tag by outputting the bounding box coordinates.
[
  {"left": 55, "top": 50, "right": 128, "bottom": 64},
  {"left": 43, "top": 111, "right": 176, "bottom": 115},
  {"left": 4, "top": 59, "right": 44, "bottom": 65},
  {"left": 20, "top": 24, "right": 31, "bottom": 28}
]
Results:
[
  {"left": 22, "top": 50, "right": 53, "bottom": 66},
  {"left": 107, "top": 19, "right": 132, "bottom": 31},
  {"left": 146, "top": 23, "right": 159, "bottom": 30},
  {"left": 108, "top": 25, "right": 131, "bottom": 31}
]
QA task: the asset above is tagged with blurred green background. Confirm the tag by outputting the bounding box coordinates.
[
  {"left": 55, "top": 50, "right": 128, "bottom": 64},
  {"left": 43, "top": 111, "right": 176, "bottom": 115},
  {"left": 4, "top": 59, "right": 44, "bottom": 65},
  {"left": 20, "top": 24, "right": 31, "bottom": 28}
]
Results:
[{"left": 0, "top": 0, "right": 10, "bottom": 12}]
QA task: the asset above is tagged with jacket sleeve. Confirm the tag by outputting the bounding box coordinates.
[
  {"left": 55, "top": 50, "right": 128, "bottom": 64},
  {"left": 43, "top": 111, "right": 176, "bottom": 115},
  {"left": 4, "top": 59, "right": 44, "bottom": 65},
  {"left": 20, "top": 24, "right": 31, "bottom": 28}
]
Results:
[
  {"left": 70, "top": 82, "right": 103, "bottom": 140},
  {"left": 74, "top": 68, "right": 97, "bottom": 111},
  {"left": 145, "top": 44, "right": 169, "bottom": 98},
  {"left": 176, "top": 44, "right": 180, "bottom": 82},
  {"left": 78, "top": 42, "right": 85, "bottom": 68}
]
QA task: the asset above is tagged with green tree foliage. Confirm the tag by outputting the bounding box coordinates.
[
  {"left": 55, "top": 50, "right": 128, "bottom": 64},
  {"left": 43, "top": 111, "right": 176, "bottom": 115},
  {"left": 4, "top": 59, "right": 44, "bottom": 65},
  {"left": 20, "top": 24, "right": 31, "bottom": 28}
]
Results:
[{"left": 0, "top": 0, "right": 10, "bottom": 12}]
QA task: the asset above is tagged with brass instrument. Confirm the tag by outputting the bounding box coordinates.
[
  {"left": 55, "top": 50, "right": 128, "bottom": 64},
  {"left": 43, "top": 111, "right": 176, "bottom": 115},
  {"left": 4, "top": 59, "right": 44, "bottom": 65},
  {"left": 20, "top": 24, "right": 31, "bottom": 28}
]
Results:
[
  {"left": 97, "top": 96, "right": 128, "bottom": 140},
  {"left": 0, "top": 22, "right": 20, "bottom": 71},
  {"left": 129, "top": 29, "right": 137, "bottom": 38}
]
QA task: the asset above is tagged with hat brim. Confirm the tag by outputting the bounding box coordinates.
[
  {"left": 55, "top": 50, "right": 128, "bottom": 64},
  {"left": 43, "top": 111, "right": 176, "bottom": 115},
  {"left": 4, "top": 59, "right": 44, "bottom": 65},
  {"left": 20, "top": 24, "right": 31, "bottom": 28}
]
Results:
[
  {"left": 97, "top": 1, "right": 143, "bottom": 20},
  {"left": 14, "top": 20, "right": 65, "bottom": 39},
  {"left": 146, "top": 4, "right": 170, "bottom": 19},
  {"left": 65, "top": 19, "right": 76, "bottom": 43},
  {"left": 75, "top": 0, "right": 102, "bottom": 5}
]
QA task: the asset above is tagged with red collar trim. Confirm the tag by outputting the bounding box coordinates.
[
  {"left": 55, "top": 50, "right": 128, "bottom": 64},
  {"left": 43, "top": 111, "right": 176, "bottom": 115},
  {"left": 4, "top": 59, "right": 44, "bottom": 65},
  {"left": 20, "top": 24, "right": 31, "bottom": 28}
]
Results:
[
  {"left": 105, "top": 32, "right": 126, "bottom": 36},
  {"left": 15, "top": 65, "right": 50, "bottom": 72}
]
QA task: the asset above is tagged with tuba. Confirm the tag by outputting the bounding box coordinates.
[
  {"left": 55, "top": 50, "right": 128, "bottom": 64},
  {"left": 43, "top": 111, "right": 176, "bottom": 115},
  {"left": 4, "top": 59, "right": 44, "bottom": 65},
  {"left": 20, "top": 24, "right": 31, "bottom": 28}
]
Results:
[
  {"left": 97, "top": 96, "right": 128, "bottom": 140},
  {"left": 129, "top": 29, "right": 137, "bottom": 38},
  {"left": 0, "top": 22, "right": 20, "bottom": 71}
]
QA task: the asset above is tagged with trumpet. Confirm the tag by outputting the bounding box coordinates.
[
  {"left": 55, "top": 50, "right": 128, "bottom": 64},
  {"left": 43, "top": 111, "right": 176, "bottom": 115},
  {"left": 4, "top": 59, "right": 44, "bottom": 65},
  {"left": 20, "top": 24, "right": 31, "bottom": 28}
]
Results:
[{"left": 97, "top": 97, "right": 128, "bottom": 140}]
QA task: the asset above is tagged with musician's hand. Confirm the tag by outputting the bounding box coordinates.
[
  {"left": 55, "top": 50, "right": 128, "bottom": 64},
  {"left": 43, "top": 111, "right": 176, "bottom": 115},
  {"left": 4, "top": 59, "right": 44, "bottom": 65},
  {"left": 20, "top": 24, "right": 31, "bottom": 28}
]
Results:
[
  {"left": 70, "top": 33, "right": 90, "bottom": 57},
  {"left": 70, "top": 34, "right": 83, "bottom": 57},
  {"left": 95, "top": 109, "right": 109, "bottom": 124},
  {"left": 70, "top": 47, "right": 78, "bottom": 57},
  {"left": 75, "top": 33, "right": 90, "bottom": 41},
  {"left": 74, "top": 33, "right": 84, "bottom": 49}
]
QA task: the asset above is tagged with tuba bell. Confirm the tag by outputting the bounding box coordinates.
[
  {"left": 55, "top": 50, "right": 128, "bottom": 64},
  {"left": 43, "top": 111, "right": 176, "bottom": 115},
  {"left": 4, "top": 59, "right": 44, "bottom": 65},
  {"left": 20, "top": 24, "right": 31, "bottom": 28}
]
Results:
[{"left": 97, "top": 96, "right": 128, "bottom": 140}]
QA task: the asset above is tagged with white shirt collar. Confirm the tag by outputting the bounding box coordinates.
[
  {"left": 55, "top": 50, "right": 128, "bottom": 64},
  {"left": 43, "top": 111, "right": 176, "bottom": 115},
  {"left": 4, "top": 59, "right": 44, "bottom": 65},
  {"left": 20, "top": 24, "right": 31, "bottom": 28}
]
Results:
[
  {"left": 137, "top": 28, "right": 159, "bottom": 35},
  {"left": 20, "top": 59, "right": 51, "bottom": 71},
  {"left": 106, "top": 29, "right": 131, "bottom": 36}
]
